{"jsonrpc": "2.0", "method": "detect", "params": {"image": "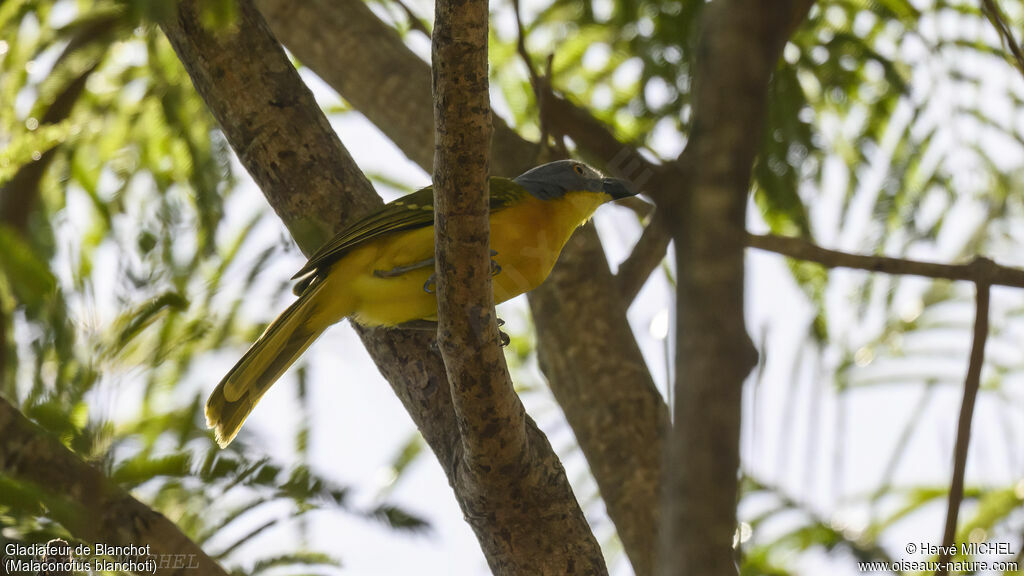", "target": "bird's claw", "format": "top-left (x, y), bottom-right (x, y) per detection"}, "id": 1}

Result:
top-left (423, 273), bottom-right (436, 294)
top-left (497, 317), bottom-right (509, 347)
top-left (490, 250), bottom-right (501, 276)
